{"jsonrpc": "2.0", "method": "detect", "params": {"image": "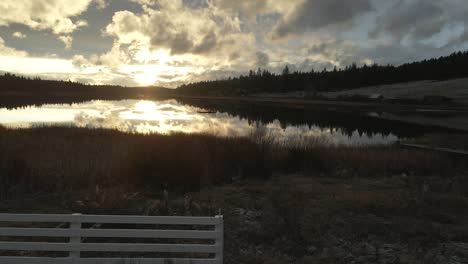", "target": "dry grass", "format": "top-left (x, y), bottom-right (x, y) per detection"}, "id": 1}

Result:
top-left (193, 175), bottom-right (468, 263)
top-left (409, 133), bottom-right (468, 151)
top-left (323, 78), bottom-right (468, 103)
top-left (0, 138), bottom-right (467, 264)
top-left (0, 126), bottom-right (460, 200)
